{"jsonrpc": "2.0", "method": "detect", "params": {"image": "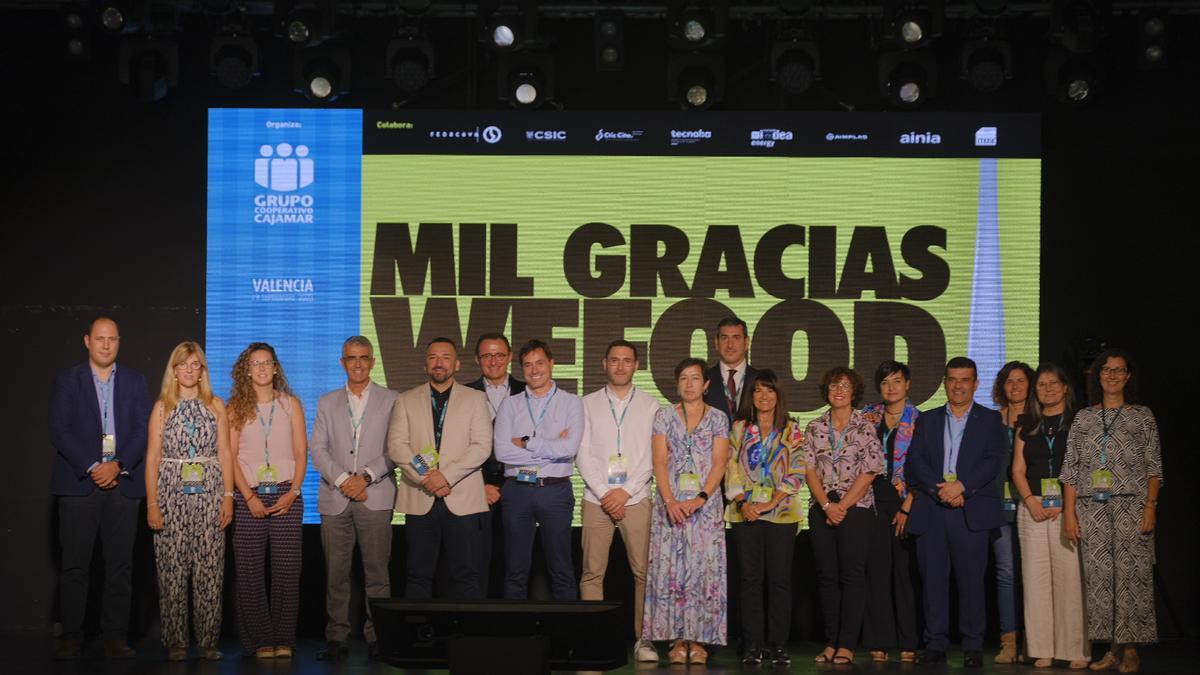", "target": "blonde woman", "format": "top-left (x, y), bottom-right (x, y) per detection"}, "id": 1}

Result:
top-left (145, 342), bottom-right (234, 661)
